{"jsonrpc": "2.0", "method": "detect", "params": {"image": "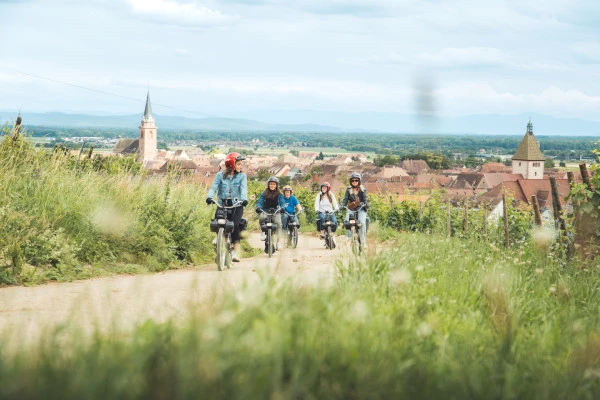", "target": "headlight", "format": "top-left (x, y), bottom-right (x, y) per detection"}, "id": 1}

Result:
top-left (217, 219), bottom-right (227, 224)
